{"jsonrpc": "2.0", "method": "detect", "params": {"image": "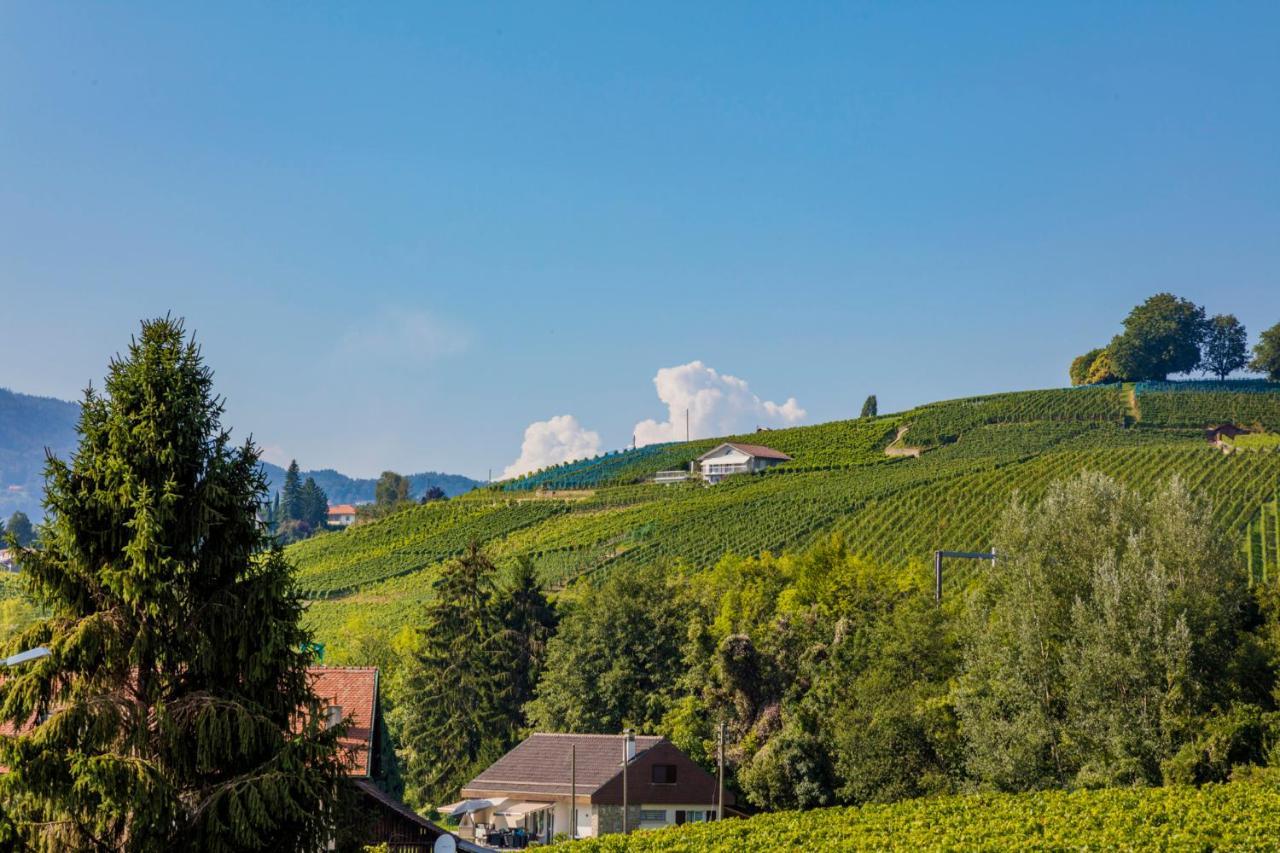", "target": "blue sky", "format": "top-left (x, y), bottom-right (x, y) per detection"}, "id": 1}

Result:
top-left (2, 3), bottom-right (1278, 480)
